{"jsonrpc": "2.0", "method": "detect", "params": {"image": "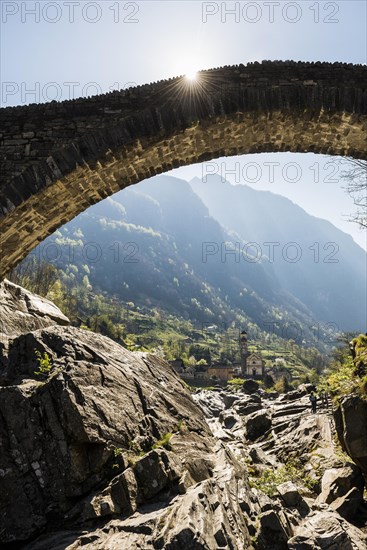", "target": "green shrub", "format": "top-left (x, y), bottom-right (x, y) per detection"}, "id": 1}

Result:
top-left (324, 357), bottom-right (355, 397)
top-left (353, 334), bottom-right (367, 354)
top-left (112, 446), bottom-right (124, 469)
top-left (274, 376), bottom-right (291, 394)
top-left (249, 459), bottom-right (317, 496)
top-left (113, 446), bottom-right (123, 458)
top-left (228, 377), bottom-right (245, 386)
top-left (173, 420), bottom-right (186, 433)
top-left (34, 350), bottom-right (52, 376)
top-left (128, 440), bottom-right (142, 454)
top-left (152, 432), bottom-right (173, 450)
